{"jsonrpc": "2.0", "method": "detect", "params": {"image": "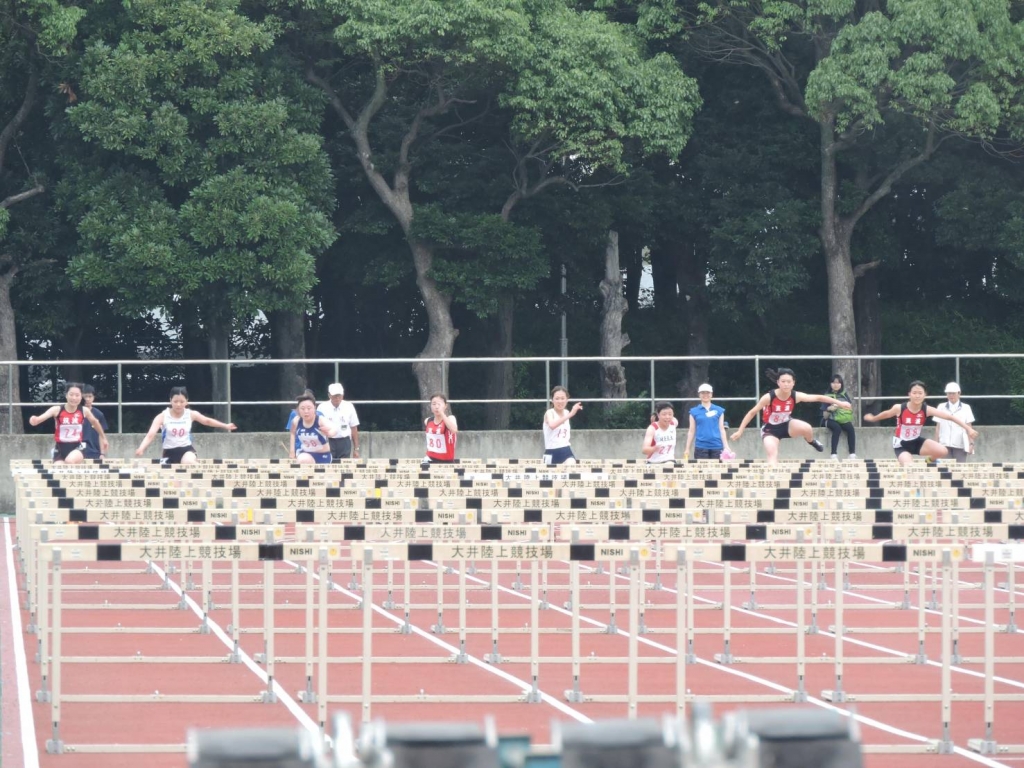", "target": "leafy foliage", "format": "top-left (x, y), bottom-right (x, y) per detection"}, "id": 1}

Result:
top-left (2, 0), bottom-right (1024, 428)
top-left (413, 206), bottom-right (547, 317)
top-left (66, 0), bottom-right (336, 320)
